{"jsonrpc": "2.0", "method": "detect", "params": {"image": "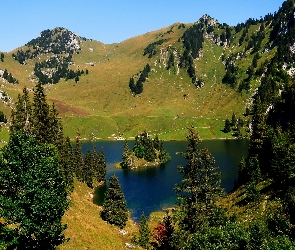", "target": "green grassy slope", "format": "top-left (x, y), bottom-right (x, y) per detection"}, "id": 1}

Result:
top-left (0, 20), bottom-right (271, 141)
